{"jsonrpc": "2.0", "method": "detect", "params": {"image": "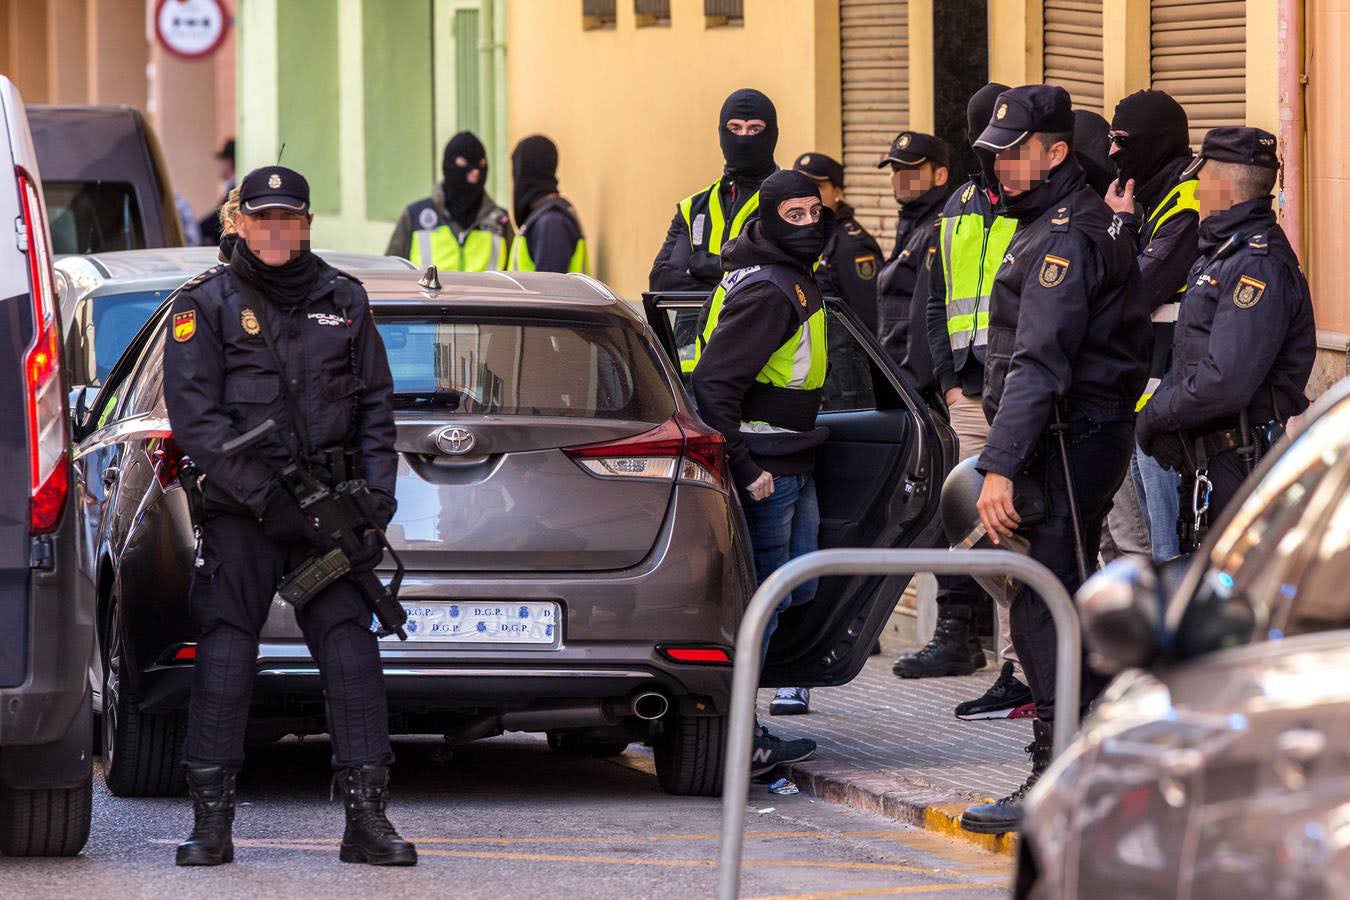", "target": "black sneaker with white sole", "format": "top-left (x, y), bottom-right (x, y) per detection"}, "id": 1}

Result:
top-left (751, 724), bottom-right (816, 776)
top-left (769, 687), bottom-right (810, 716)
top-left (954, 661), bottom-right (1033, 720)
